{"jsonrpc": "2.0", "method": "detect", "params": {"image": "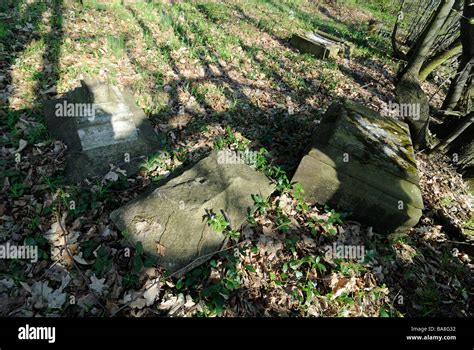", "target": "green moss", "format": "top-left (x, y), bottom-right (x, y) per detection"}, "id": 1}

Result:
top-left (338, 102), bottom-right (418, 178)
